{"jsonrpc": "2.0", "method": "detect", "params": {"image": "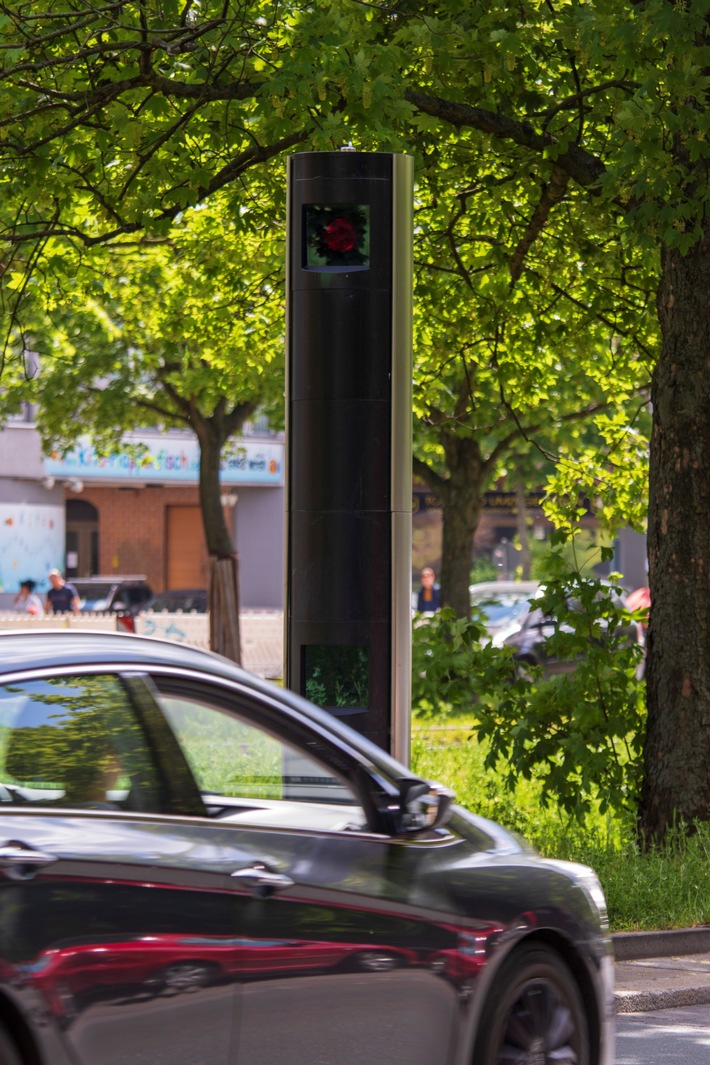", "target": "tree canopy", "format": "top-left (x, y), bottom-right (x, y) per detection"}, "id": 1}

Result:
top-left (3, 0), bottom-right (710, 839)
top-left (1, 194), bottom-right (285, 659)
